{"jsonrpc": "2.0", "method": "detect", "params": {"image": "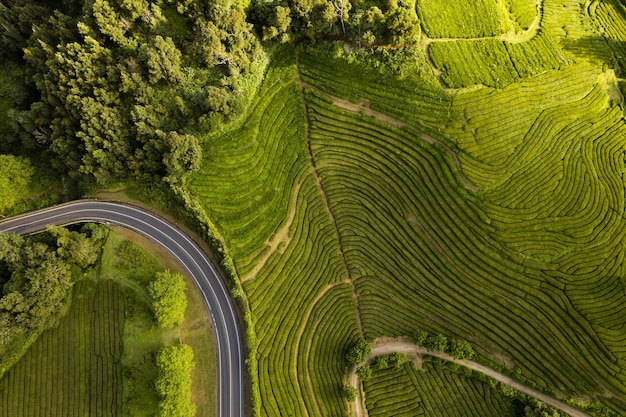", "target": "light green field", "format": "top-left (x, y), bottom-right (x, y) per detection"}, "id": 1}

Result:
top-left (418, 0), bottom-right (513, 38)
top-left (0, 275), bottom-right (124, 416)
